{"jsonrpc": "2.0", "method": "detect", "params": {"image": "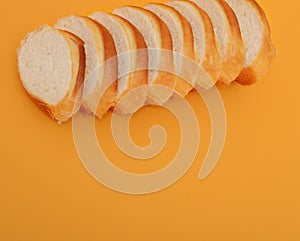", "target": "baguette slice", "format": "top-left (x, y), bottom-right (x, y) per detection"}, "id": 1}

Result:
top-left (145, 3), bottom-right (196, 97)
top-left (189, 0), bottom-right (246, 84)
top-left (55, 15), bottom-right (117, 118)
top-left (224, 0), bottom-right (276, 84)
top-left (17, 25), bottom-right (85, 123)
top-left (167, 0), bottom-right (222, 87)
top-left (113, 6), bottom-right (176, 105)
top-left (90, 12), bottom-right (148, 113)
